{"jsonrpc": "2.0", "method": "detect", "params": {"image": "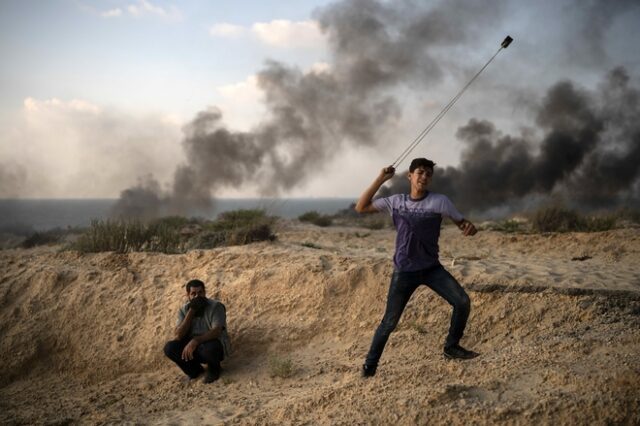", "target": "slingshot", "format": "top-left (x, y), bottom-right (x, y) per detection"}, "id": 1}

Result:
top-left (391, 36), bottom-right (514, 169)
